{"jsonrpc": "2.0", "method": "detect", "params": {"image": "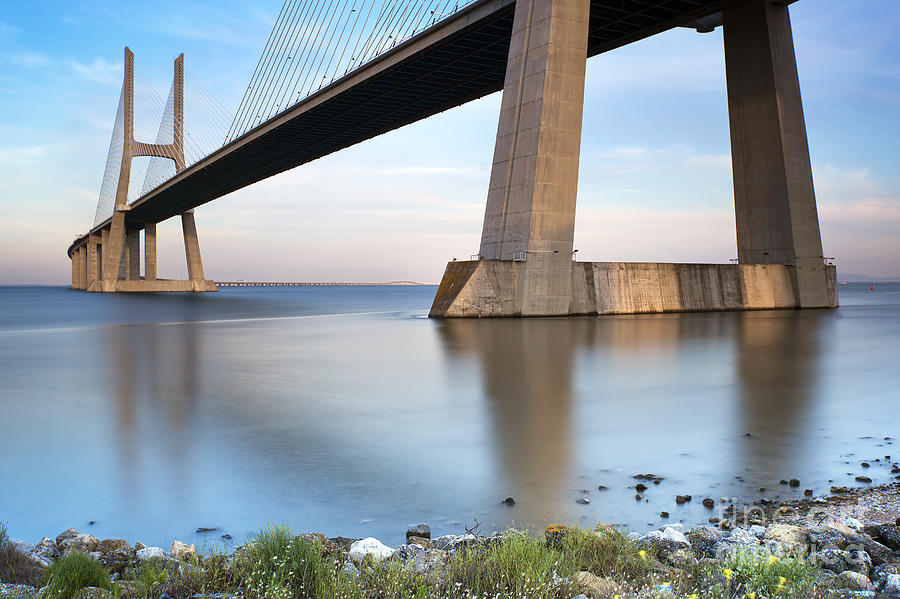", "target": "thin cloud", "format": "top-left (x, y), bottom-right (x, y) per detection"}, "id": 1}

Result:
top-left (69, 57), bottom-right (122, 86)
